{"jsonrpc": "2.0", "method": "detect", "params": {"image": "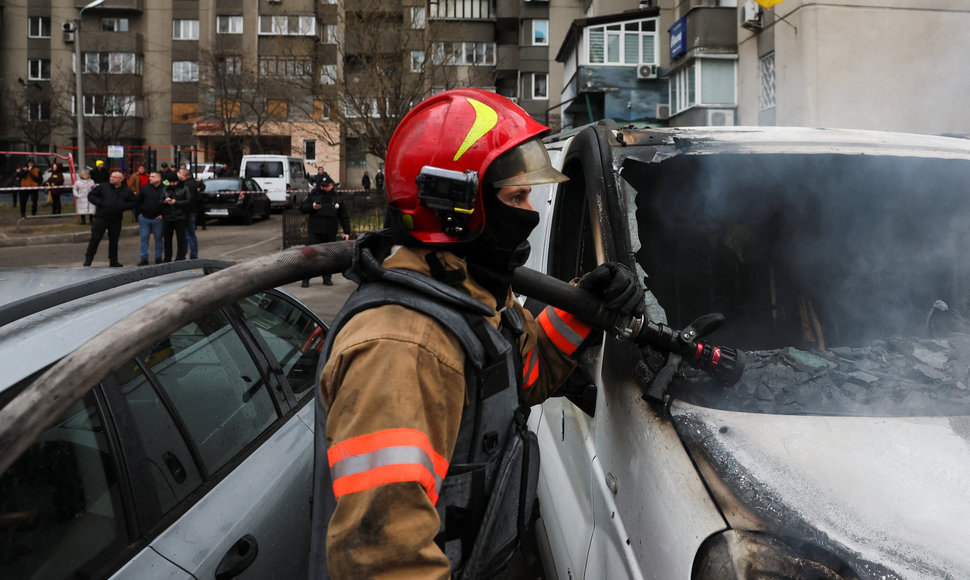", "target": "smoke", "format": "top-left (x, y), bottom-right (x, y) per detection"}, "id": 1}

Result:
top-left (622, 147), bottom-right (970, 416)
